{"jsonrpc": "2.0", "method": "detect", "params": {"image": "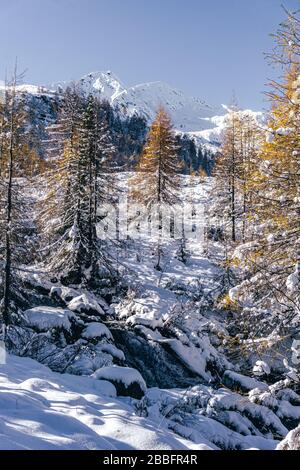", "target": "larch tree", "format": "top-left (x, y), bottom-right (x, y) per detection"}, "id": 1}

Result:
top-left (0, 68), bottom-right (32, 331)
top-left (211, 107), bottom-right (241, 246)
top-left (228, 10), bottom-right (300, 333)
top-left (130, 107), bottom-right (182, 270)
top-left (210, 109), bottom-right (261, 246)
